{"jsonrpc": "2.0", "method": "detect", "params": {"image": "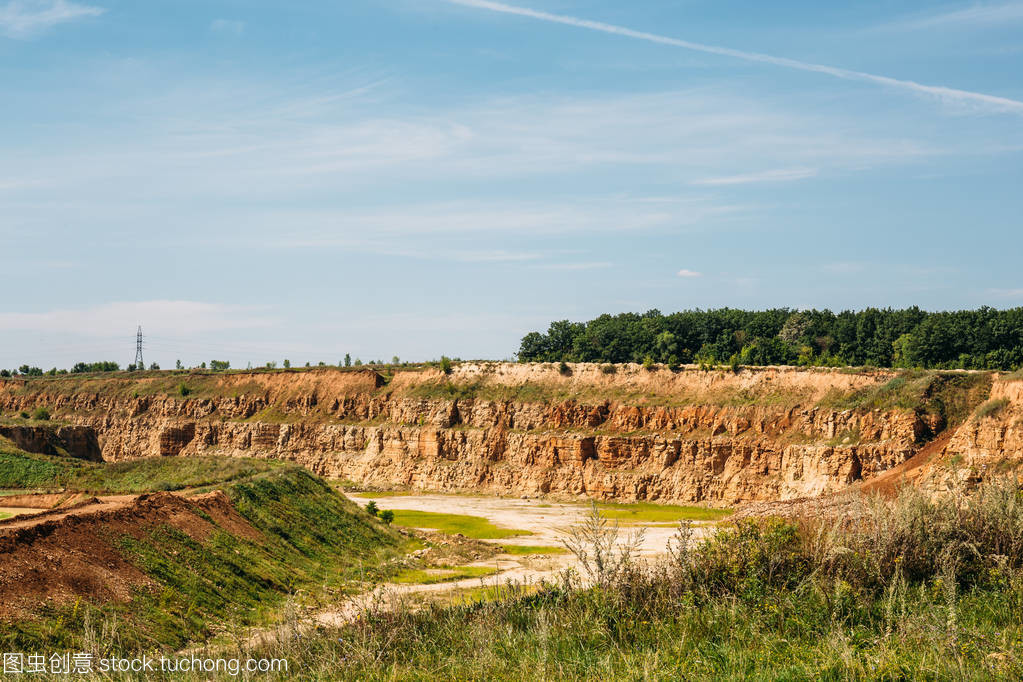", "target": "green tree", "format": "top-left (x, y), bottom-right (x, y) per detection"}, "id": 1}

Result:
top-left (283, 359), bottom-right (291, 369)
top-left (344, 353), bottom-right (352, 367)
top-left (654, 330), bottom-right (678, 363)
